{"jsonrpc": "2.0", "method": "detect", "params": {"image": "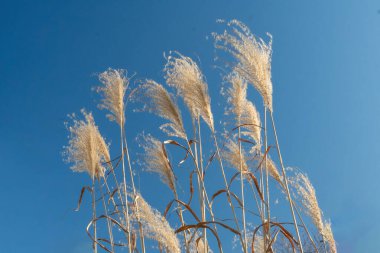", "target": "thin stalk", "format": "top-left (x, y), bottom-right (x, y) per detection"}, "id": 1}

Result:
top-left (98, 178), bottom-right (115, 252)
top-left (174, 189), bottom-right (190, 253)
top-left (212, 133), bottom-right (245, 253)
top-left (197, 118), bottom-right (207, 253)
top-left (119, 125), bottom-right (133, 253)
top-left (122, 129), bottom-right (146, 253)
top-left (185, 137), bottom-right (220, 244)
top-left (238, 126), bottom-right (248, 252)
top-left (264, 108), bottom-right (272, 247)
top-left (269, 111), bottom-right (304, 253)
top-left (248, 181), bottom-right (264, 223)
top-left (92, 178), bottom-right (98, 253)
top-left (293, 203), bottom-right (319, 253)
